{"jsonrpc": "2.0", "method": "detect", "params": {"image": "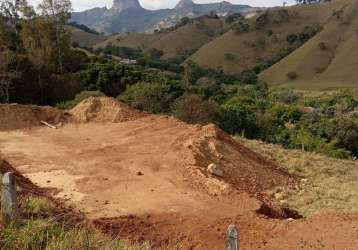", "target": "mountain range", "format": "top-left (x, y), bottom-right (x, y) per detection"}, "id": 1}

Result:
top-left (71, 0), bottom-right (257, 34)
